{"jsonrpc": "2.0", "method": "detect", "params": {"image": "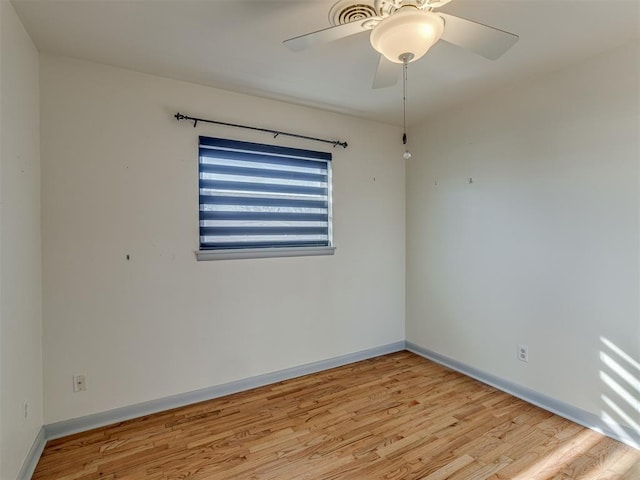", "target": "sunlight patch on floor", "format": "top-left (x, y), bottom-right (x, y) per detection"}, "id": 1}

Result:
top-left (510, 430), bottom-right (601, 480)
